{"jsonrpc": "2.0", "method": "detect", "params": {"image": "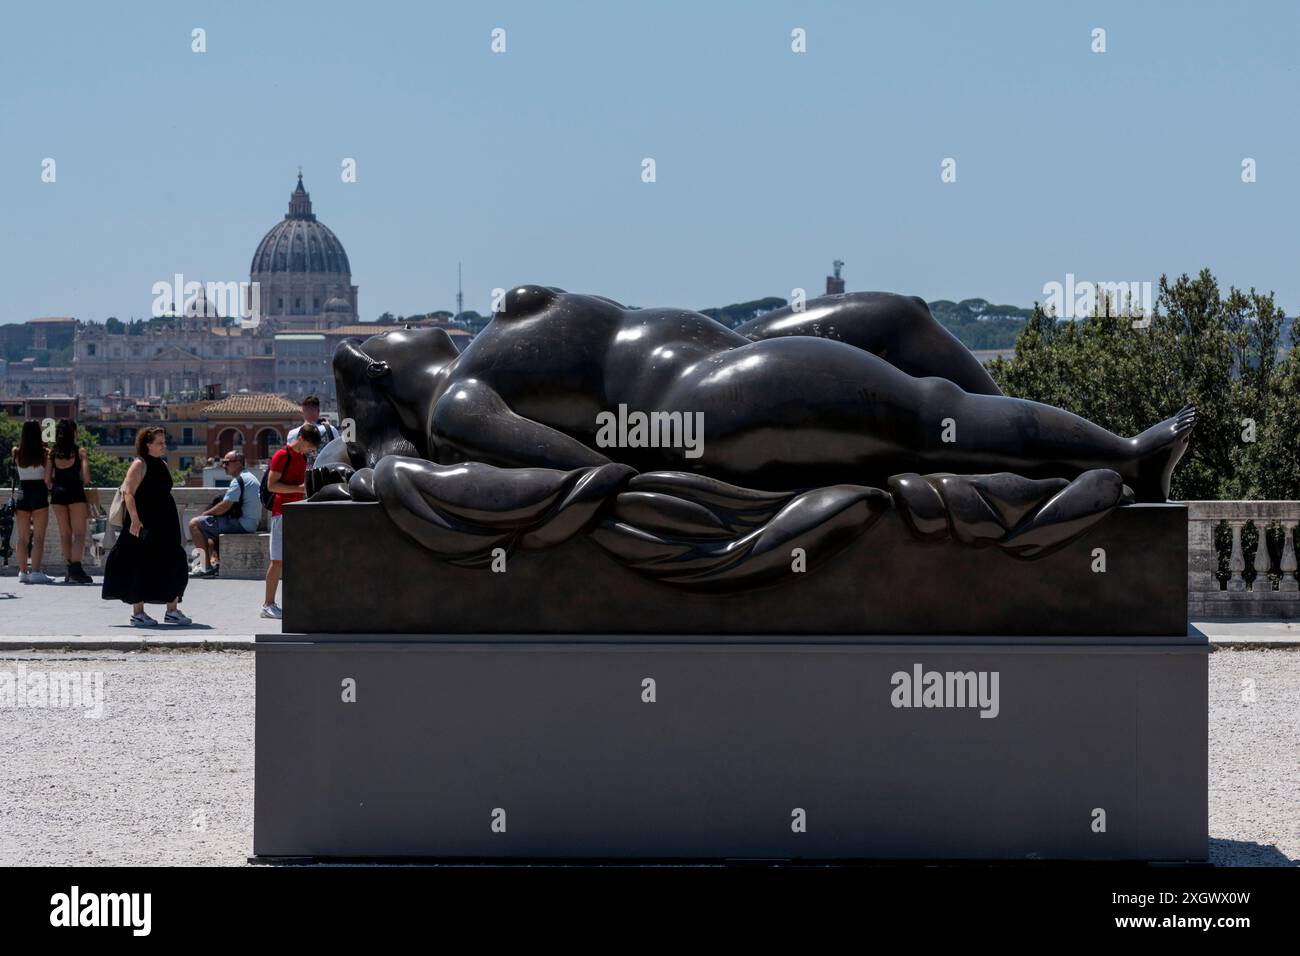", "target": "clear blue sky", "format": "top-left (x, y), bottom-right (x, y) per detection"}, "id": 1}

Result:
top-left (2, 0), bottom-right (1298, 323)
